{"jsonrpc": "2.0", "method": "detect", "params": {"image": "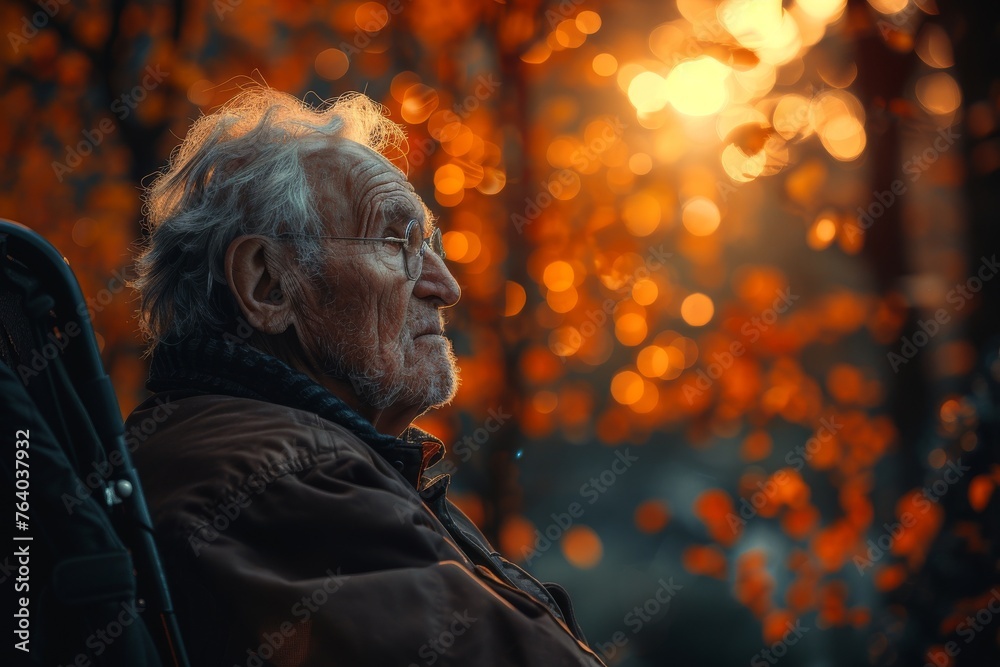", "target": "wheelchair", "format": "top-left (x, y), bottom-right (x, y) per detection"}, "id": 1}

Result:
top-left (0, 219), bottom-right (189, 667)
